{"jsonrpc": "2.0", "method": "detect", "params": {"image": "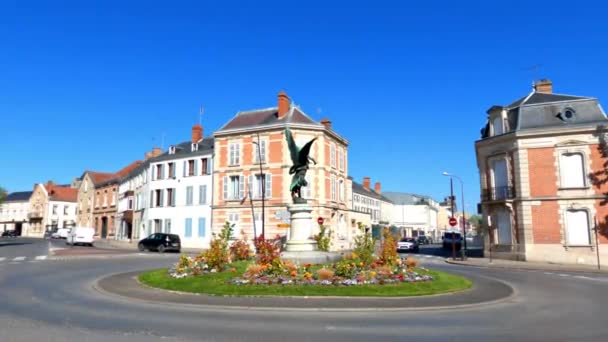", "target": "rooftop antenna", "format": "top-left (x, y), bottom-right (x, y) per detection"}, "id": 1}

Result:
top-left (161, 132), bottom-right (166, 150)
top-left (524, 64), bottom-right (543, 84)
top-left (199, 105), bottom-right (204, 125)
